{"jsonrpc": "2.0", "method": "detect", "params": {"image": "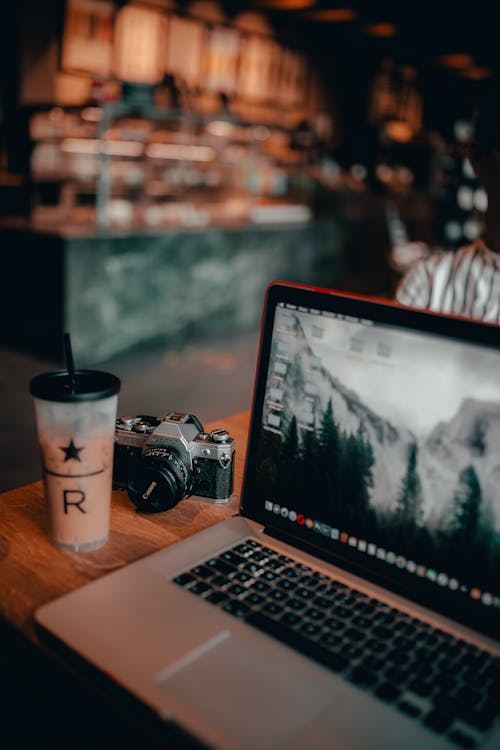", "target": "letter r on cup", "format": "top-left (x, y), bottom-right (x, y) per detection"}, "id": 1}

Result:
top-left (63, 489), bottom-right (86, 514)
